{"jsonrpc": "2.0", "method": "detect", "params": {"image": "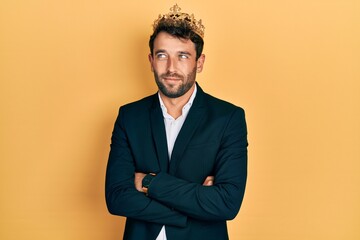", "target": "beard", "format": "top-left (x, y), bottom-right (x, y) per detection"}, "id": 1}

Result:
top-left (154, 67), bottom-right (197, 98)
